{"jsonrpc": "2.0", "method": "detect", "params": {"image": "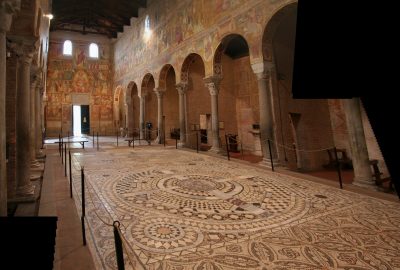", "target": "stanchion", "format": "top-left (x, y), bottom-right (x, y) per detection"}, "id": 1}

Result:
top-left (97, 132), bottom-right (99, 150)
top-left (67, 131), bottom-right (70, 151)
top-left (113, 221), bottom-right (125, 270)
top-left (116, 131), bottom-right (119, 147)
top-left (333, 147), bottom-right (343, 189)
top-left (196, 131), bottom-right (199, 153)
top-left (69, 150), bottom-right (72, 198)
top-left (61, 138), bottom-right (64, 164)
top-left (64, 143), bottom-right (67, 177)
top-left (293, 143), bottom-right (297, 164)
top-left (175, 136), bottom-right (178, 149)
top-left (58, 133), bottom-right (61, 156)
top-left (92, 132), bottom-right (95, 148)
top-left (81, 166), bottom-right (86, 245)
top-left (267, 139), bottom-right (274, 172)
top-left (225, 135), bottom-right (230, 161)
